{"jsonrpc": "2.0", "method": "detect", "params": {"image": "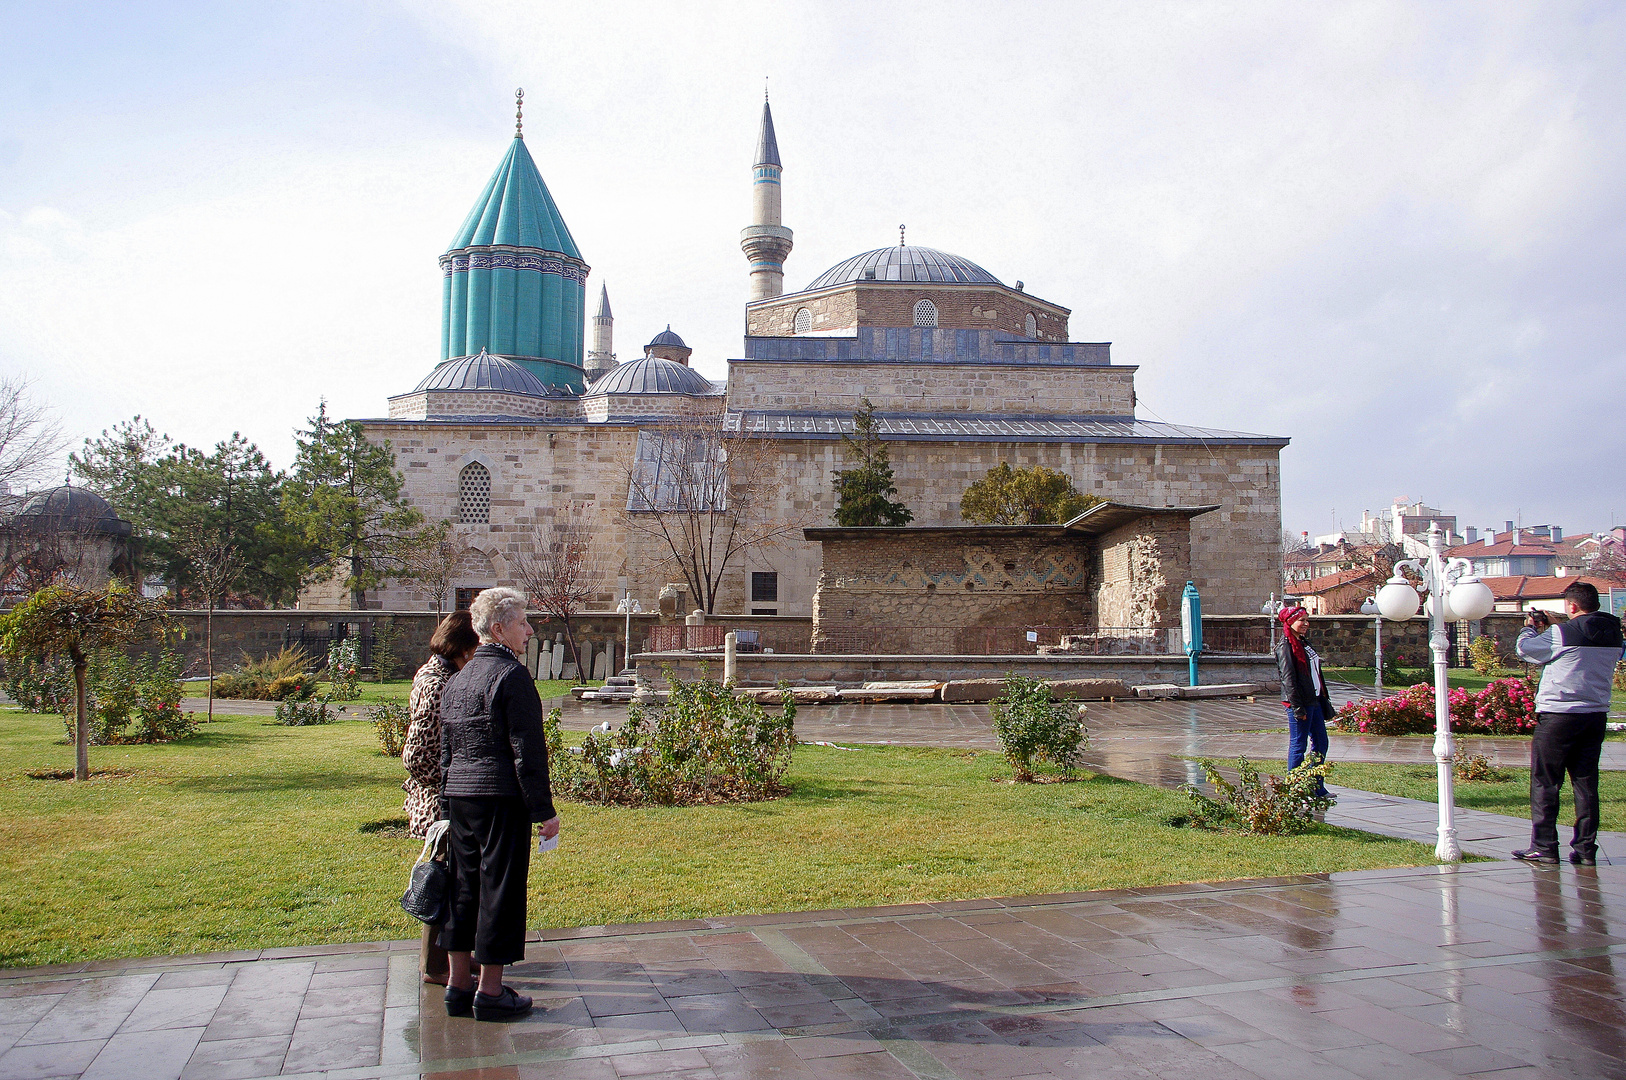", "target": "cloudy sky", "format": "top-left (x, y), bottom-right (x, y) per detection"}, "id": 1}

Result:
top-left (2, 1), bottom-right (1621, 539)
